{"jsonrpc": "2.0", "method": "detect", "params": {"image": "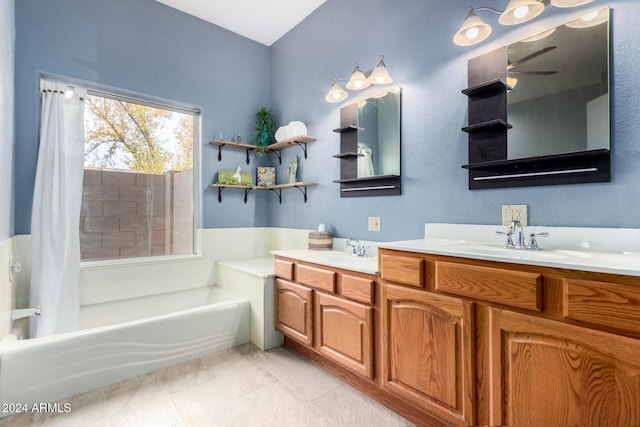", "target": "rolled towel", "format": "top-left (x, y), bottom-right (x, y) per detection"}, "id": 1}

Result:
top-left (275, 121), bottom-right (308, 142)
